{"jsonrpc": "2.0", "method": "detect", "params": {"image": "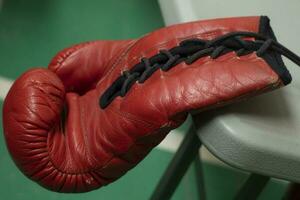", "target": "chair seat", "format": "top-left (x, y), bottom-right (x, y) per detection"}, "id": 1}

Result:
top-left (194, 85), bottom-right (300, 182)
